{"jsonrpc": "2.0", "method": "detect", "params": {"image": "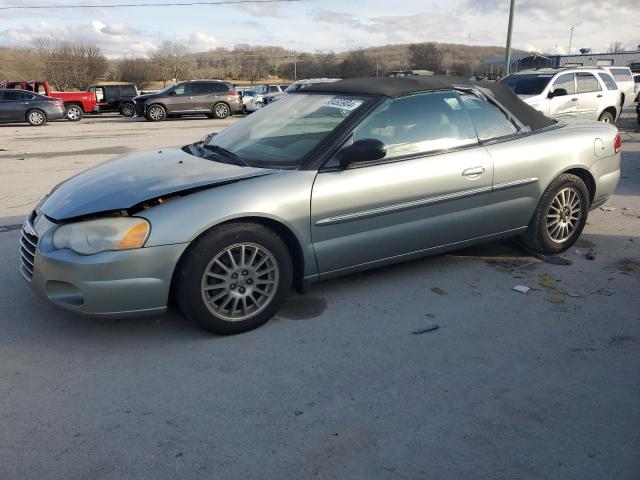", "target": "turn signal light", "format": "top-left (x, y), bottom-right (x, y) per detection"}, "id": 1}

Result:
top-left (117, 222), bottom-right (150, 250)
top-left (614, 133), bottom-right (621, 153)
